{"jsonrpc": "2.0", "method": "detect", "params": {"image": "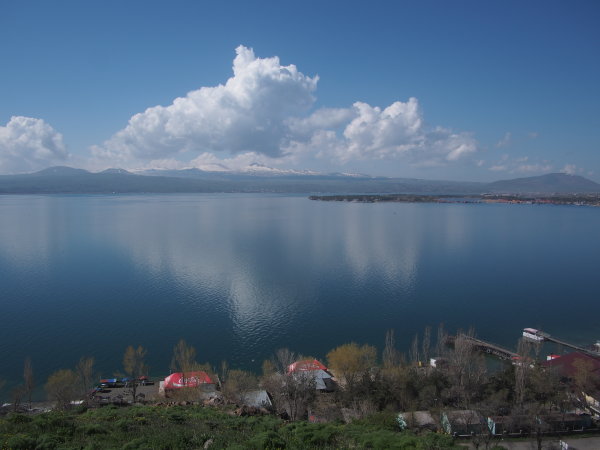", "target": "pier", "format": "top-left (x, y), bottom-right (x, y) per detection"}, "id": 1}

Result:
top-left (446, 334), bottom-right (519, 360)
top-left (523, 328), bottom-right (600, 357)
